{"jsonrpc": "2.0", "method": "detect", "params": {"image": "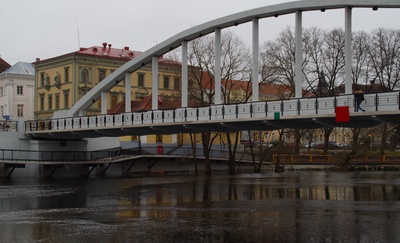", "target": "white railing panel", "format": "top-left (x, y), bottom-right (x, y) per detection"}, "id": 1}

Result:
top-left (88, 116), bottom-right (97, 128)
top-left (252, 102), bottom-right (266, 118)
top-left (123, 113), bottom-right (133, 125)
top-left (105, 115), bottom-right (114, 126)
top-left (186, 108), bottom-right (197, 121)
top-left (299, 99), bottom-right (316, 116)
top-left (175, 108), bottom-right (185, 122)
top-left (133, 113), bottom-right (143, 125)
top-left (97, 115), bottom-right (105, 127)
top-left (336, 95), bottom-right (352, 108)
top-left (237, 103), bottom-right (251, 119)
top-left (267, 101), bottom-right (282, 117)
top-left (317, 97), bottom-right (335, 115)
top-left (143, 111), bottom-right (153, 124)
top-left (66, 118), bottom-right (73, 129)
top-left (211, 105), bottom-right (223, 120)
top-left (51, 119), bottom-right (59, 130)
top-left (224, 104), bottom-right (237, 119)
top-left (114, 114), bottom-right (123, 126)
top-left (282, 99), bottom-right (298, 116)
top-left (153, 111), bottom-right (163, 123)
top-left (80, 117), bottom-right (89, 128)
top-left (198, 107), bottom-right (210, 121)
top-left (377, 92), bottom-right (399, 111)
top-left (164, 110), bottom-right (174, 123)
